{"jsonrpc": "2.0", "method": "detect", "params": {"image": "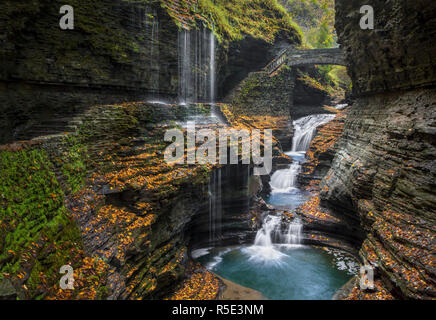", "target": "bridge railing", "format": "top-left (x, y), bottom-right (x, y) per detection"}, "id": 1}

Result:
top-left (264, 48), bottom-right (291, 75)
